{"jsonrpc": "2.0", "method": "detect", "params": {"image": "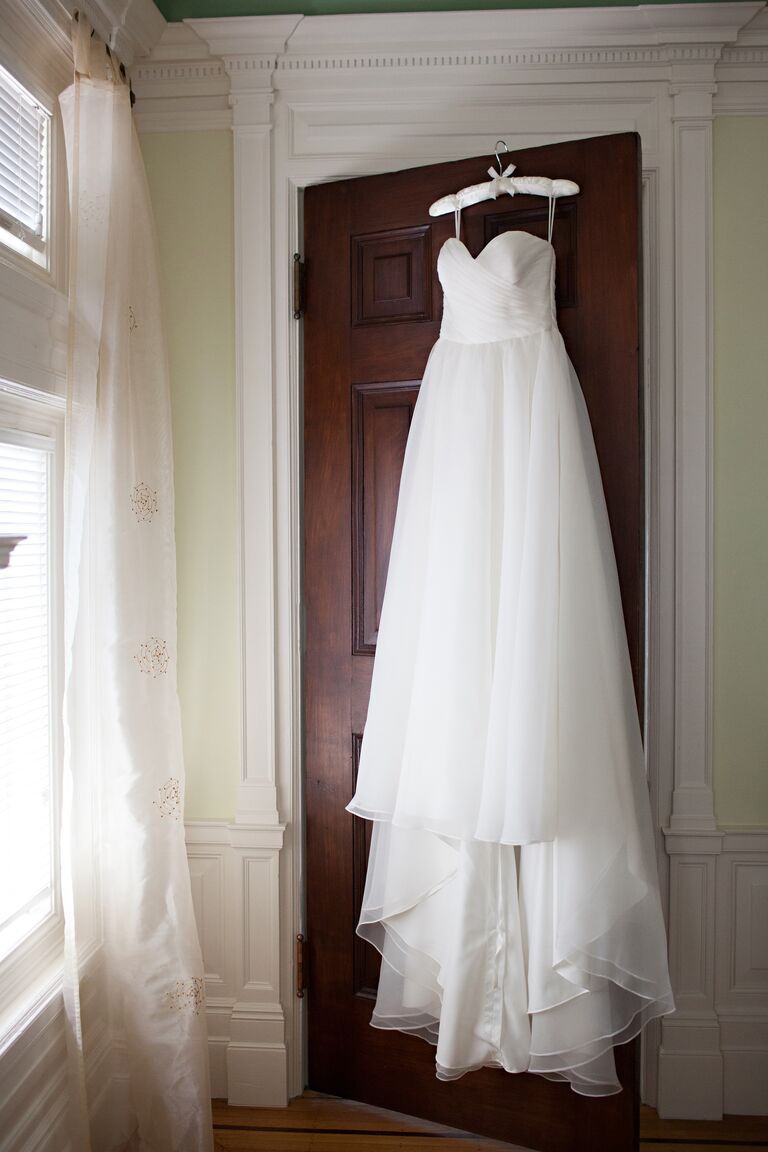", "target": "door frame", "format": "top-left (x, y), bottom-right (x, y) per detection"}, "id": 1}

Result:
top-left (245, 16), bottom-right (699, 1110)
top-left (130, 2), bottom-right (764, 1118)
